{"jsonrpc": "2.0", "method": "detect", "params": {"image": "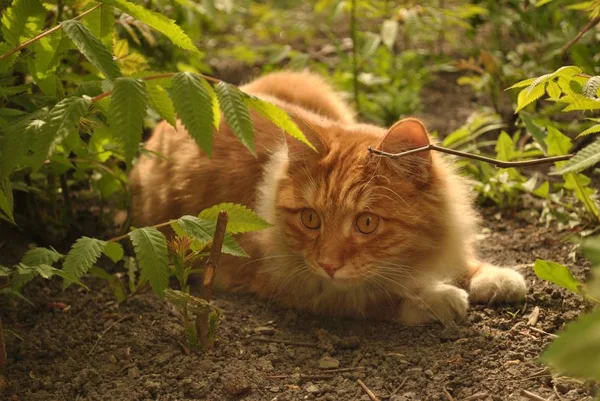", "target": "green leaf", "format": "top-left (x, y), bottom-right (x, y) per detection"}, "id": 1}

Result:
top-left (109, 77), bottom-right (148, 166)
top-left (61, 20), bottom-right (122, 82)
top-left (0, 178), bottom-right (15, 224)
top-left (146, 81), bottom-right (177, 128)
top-left (29, 32), bottom-right (71, 96)
top-left (174, 215), bottom-right (249, 257)
top-left (84, 4), bottom-right (114, 51)
top-left (534, 259), bottom-right (583, 295)
top-left (1, 0), bottom-right (45, 47)
top-left (169, 72), bottom-right (214, 155)
top-left (553, 138), bottom-right (600, 175)
top-left (164, 288), bottom-right (212, 316)
top-left (582, 236), bottom-right (600, 267)
top-left (361, 32), bottom-right (381, 59)
top-left (215, 82), bottom-right (255, 155)
top-left (507, 77), bottom-right (537, 90)
top-left (129, 227), bottom-right (169, 298)
top-left (495, 131), bottom-right (517, 161)
top-left (12, 263), bottom-right (39, 291)
top-left (99, 0), bottom-right (199, 52)
top-left (545, 126), bottom-right (572, 156)
top-left (520, 112), bottom-right (547, 152)
top-left (62, 237), bottom-right (107, 287)
top-left (0, 287), bottom-right (34, 306)
top-left (89, 267), bottom-right (126, 303)
top-left (202, 78), bottom-right (221, 130)
top-left (532, 181), bottom-right (550, 199)
top-left (0, 42), bottom-right (19, 73)
top-left (563, 172), bottom-right (600, 220)
top-left (542, 308), bottom-right (600, 381)
top-left (245, 95), bottom-right (315, 150)
top-left (515, 82), bottom-right (547, 113)
top-left (559, 94), bottom-right (600, 111)
top-left (31, 96), bottom-right (91, 169)
top-left (198, 203), bottom-right (271, 234)
top-left (380, 19), bottom-right (398, 50)
top-left (103, 242), bottom-right (124, 263)
top-left (578, 124), bottom-right (600, 137)
top-left (21, 247), bottom-right (62, 266)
